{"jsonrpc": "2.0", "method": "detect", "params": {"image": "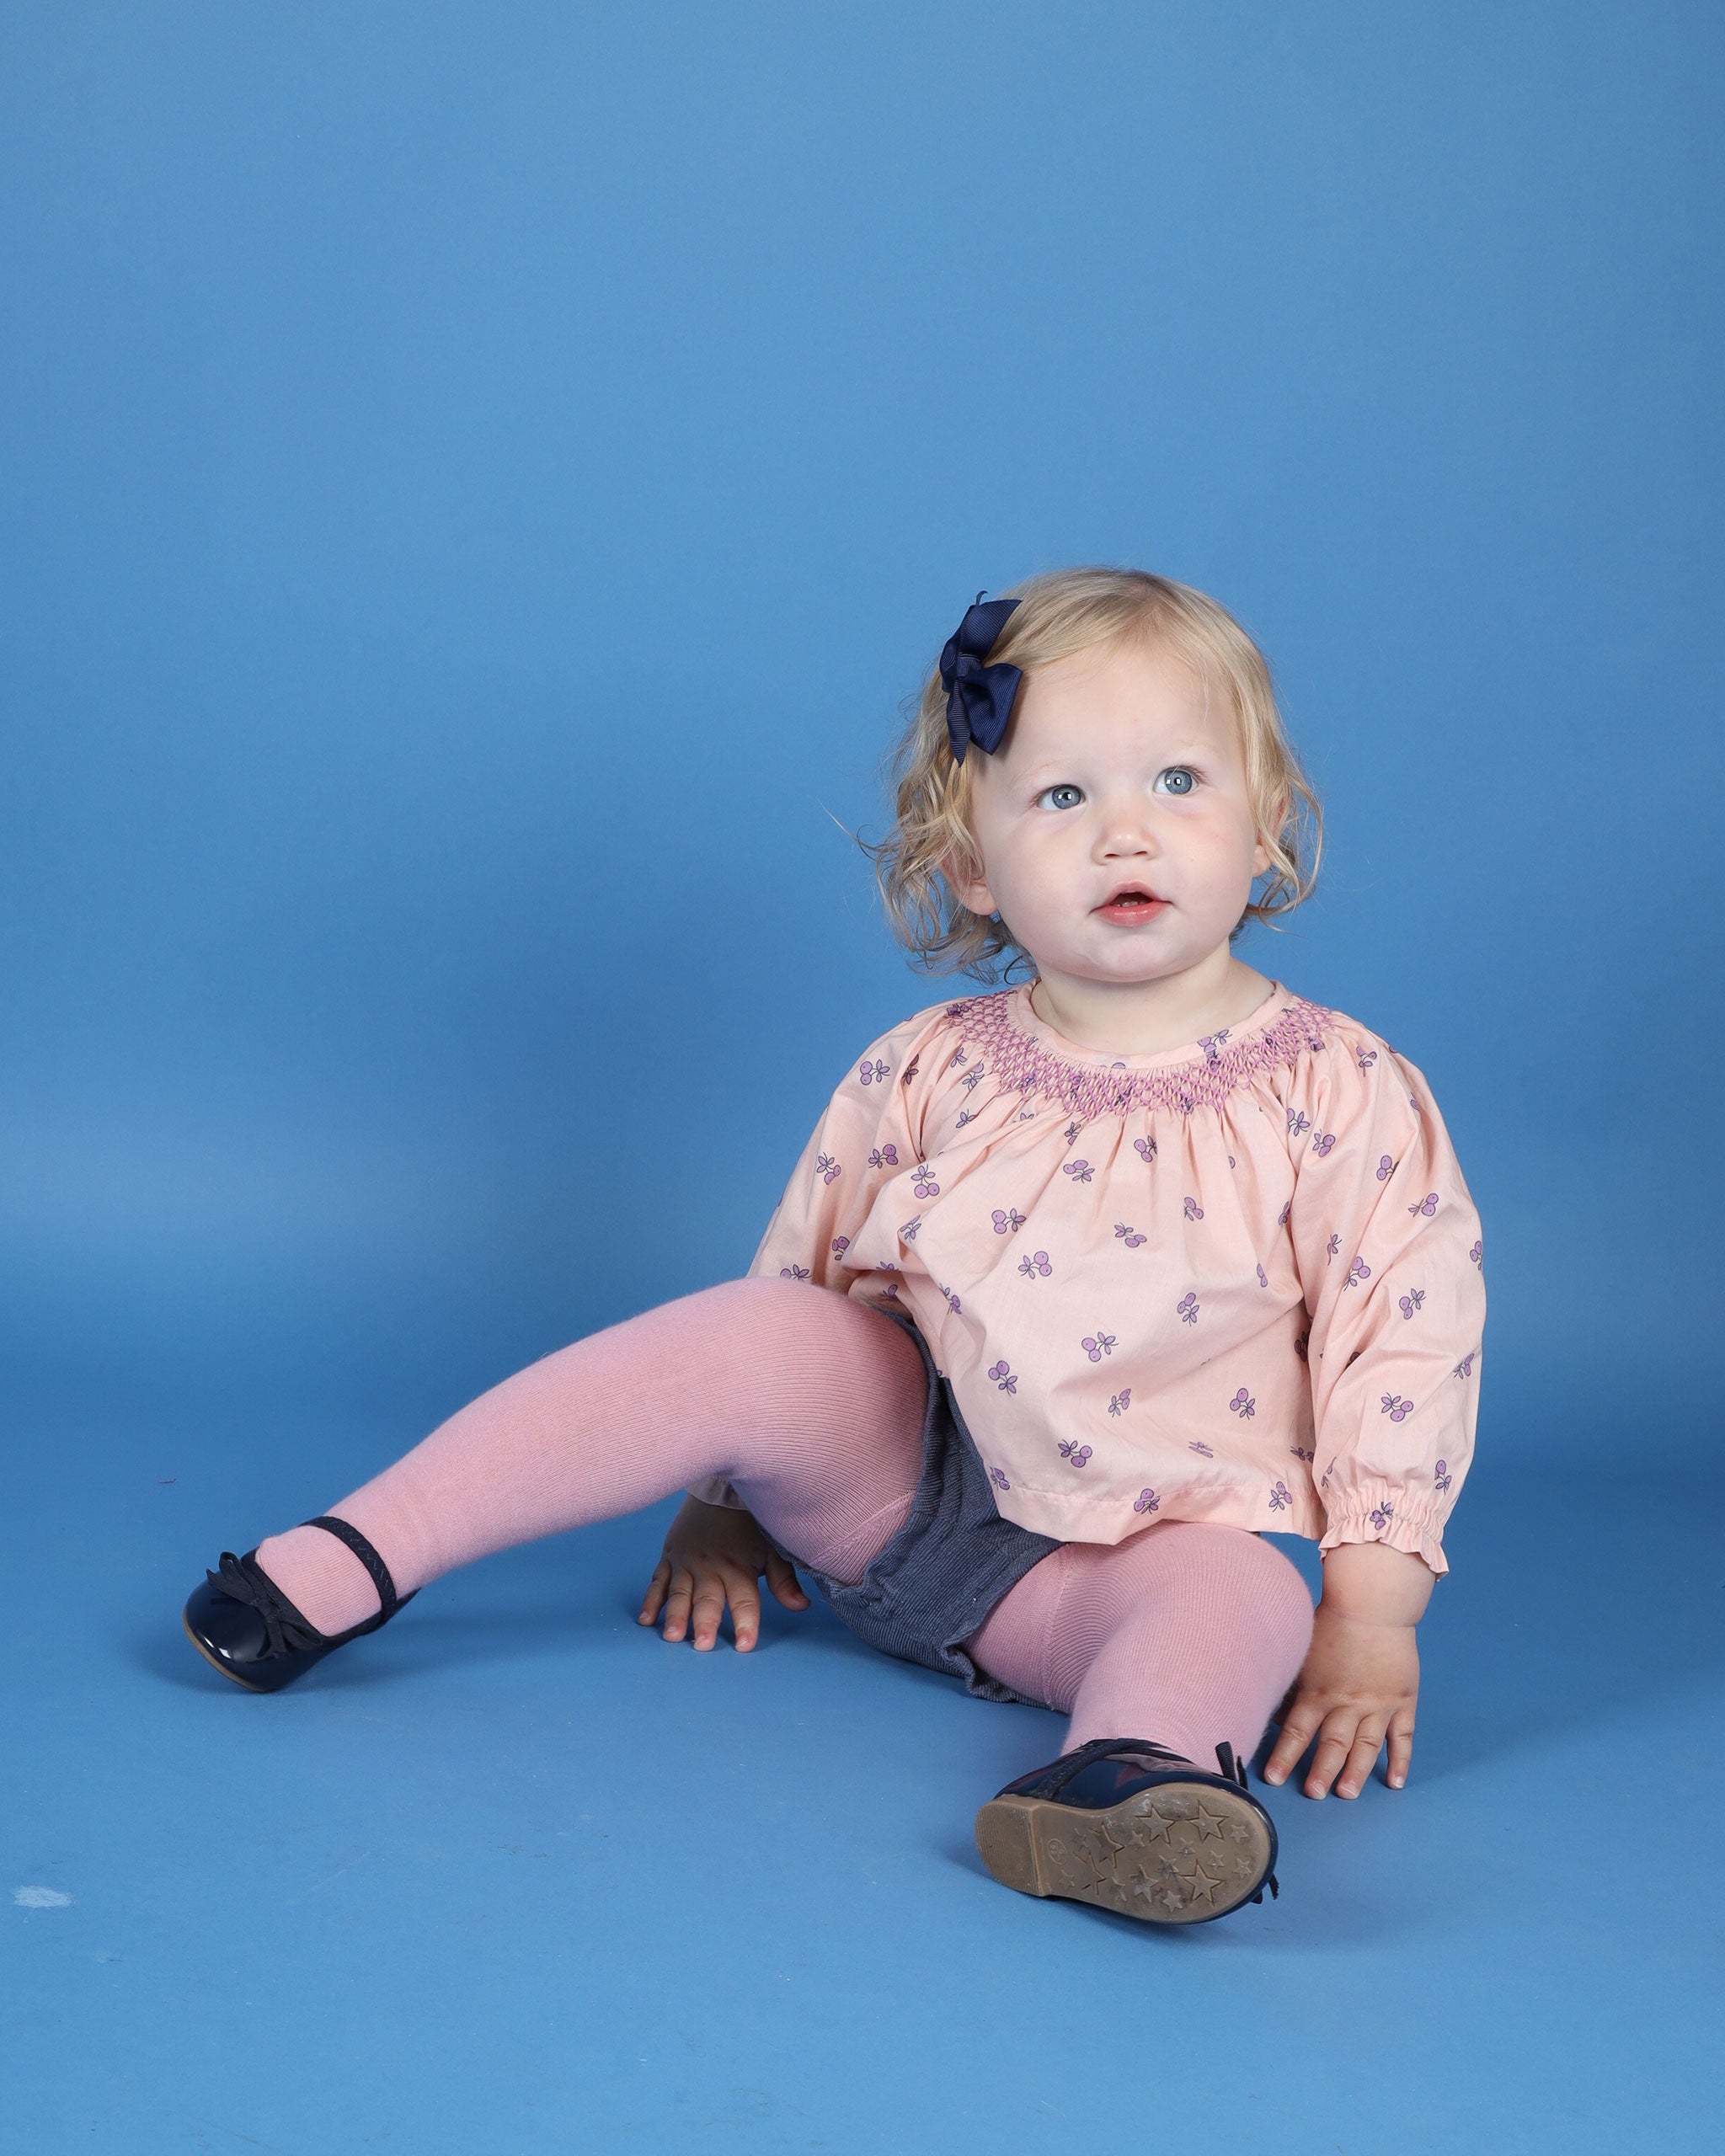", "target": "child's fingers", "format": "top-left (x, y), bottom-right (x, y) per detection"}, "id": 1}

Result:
top-left (725, 1567), bottom-right (764, 1651)
top-left (1262, 1700), bottom-right (1323, 1786)
top-left (660, 1565), bottom-right (696, 1642)
top-left (764, 1549), bottom-right (809, 1610)
top-left (1302, 1712), bottom-right (1362, 1799)
top-left (1334, 1719), bottom-right (1388, 1800)
top-left (688, 1572), bottom-right (731, 1651)
top-left (1386, 1712), bottom-right (1415, 1790)
top-left (638, 1556), bottom-right (672, 1625)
